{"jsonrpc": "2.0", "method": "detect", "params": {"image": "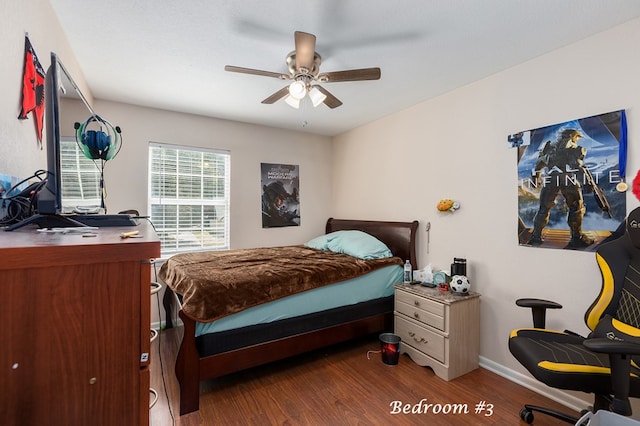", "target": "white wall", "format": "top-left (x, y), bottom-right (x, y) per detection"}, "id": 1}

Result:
top-left (0, 0), bottom-right (90, 179)
top-left (333, 18), bottom-right (640, 412)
